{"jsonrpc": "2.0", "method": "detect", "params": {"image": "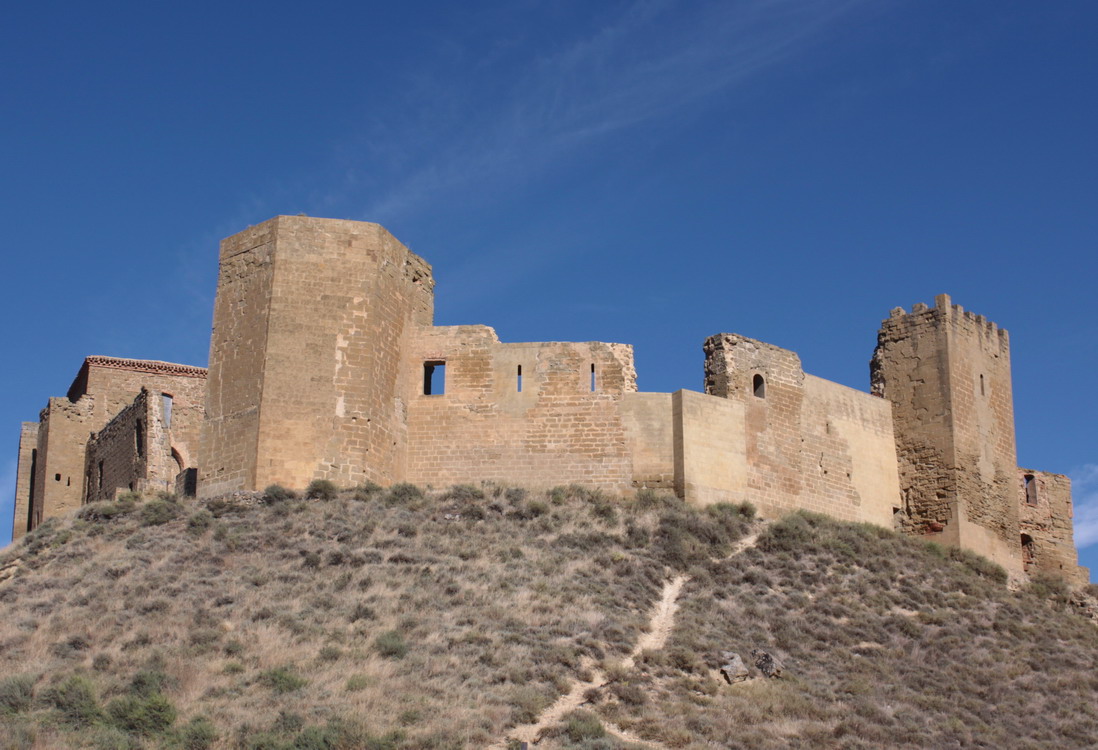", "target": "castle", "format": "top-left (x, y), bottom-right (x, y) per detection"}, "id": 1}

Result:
top-left (11, 216), bottom-right (1088, 585)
